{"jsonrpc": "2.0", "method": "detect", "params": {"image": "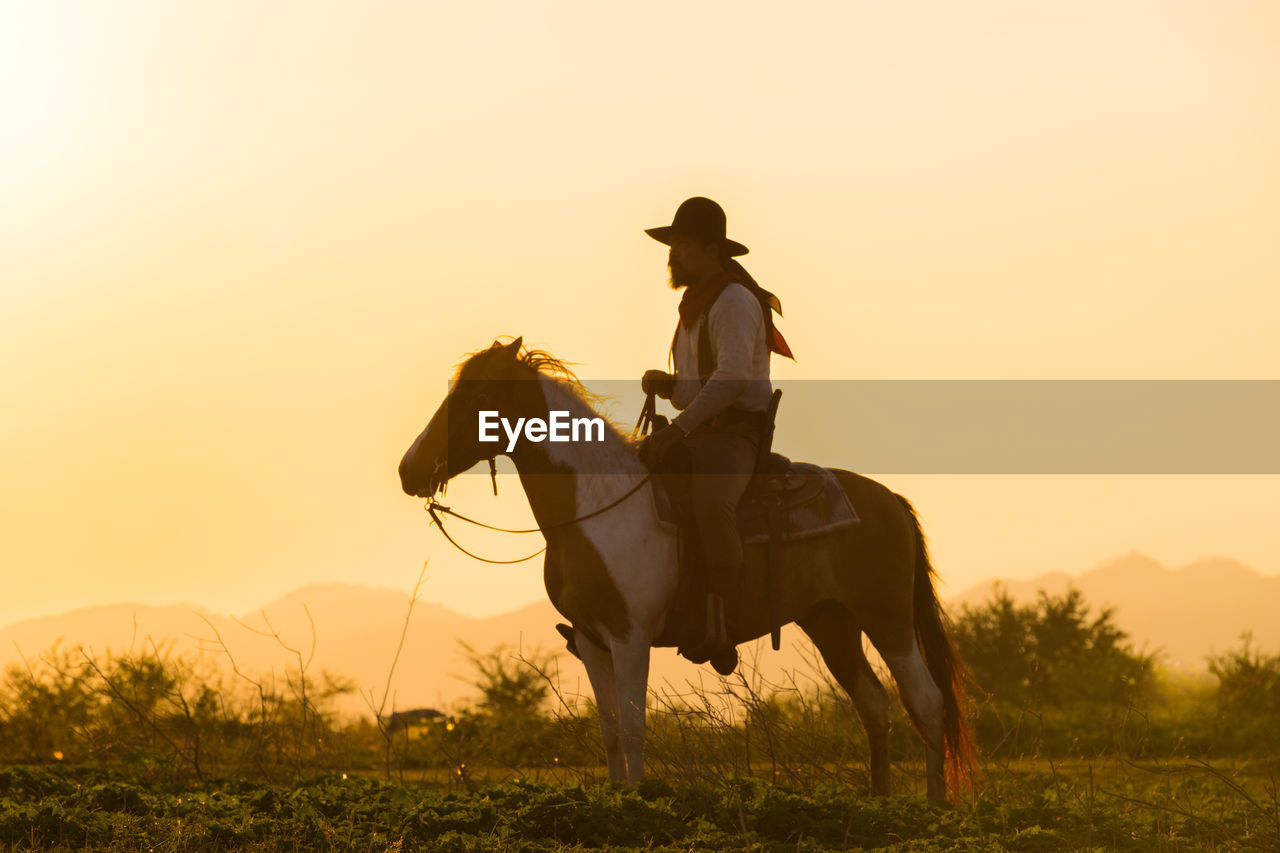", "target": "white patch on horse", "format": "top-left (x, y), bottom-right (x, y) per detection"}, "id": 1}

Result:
top-left (881, 636), bottom-right (946, 796)
top-left (537, 377), bottom-right (677, 641)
